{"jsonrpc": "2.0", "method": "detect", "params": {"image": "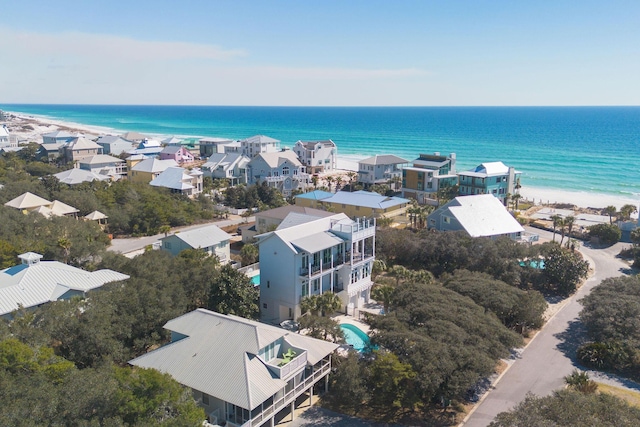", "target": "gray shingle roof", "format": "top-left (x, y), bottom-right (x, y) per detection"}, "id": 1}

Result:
top-left (130, 309), bottom-right (338, 410)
